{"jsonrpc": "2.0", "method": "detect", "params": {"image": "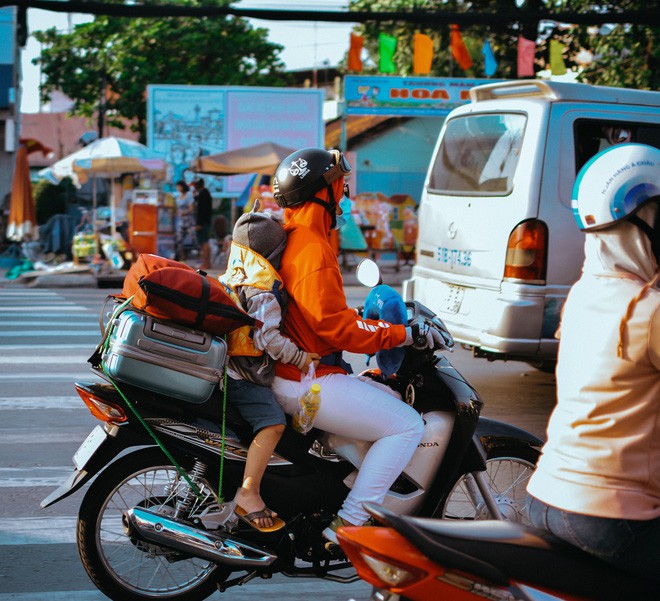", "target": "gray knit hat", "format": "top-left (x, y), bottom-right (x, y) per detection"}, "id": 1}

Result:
top-left (232, 205), bottom-right (287, 269)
